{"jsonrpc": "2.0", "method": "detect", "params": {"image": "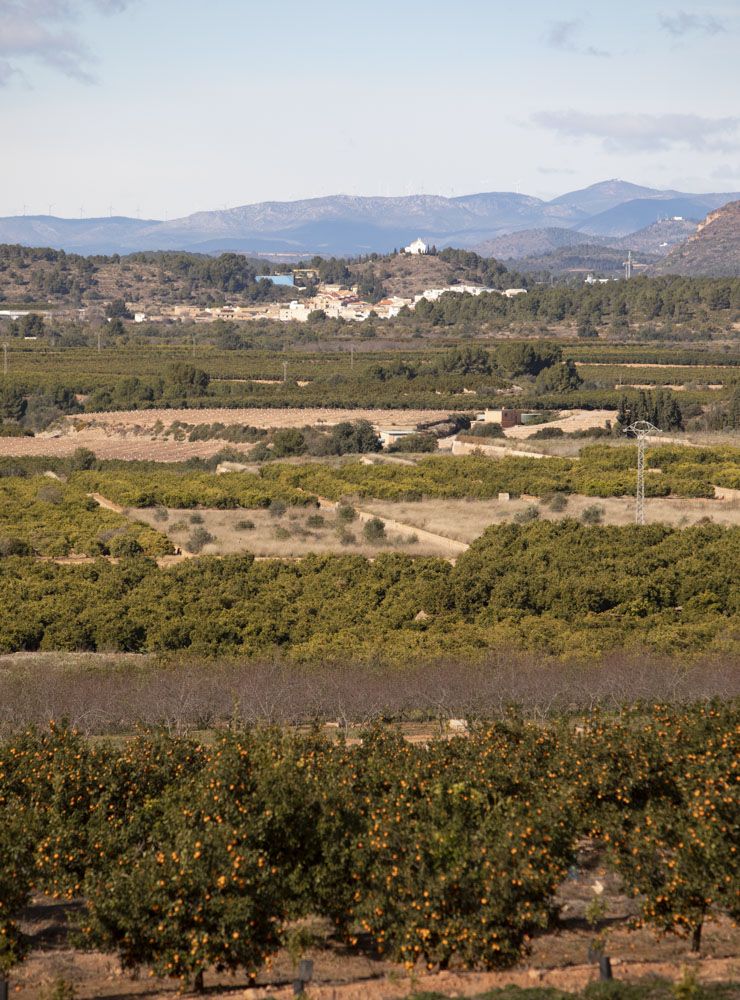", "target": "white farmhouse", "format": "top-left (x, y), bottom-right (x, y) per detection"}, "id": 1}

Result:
top-left (404, 237), bottom-right (428, 255)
